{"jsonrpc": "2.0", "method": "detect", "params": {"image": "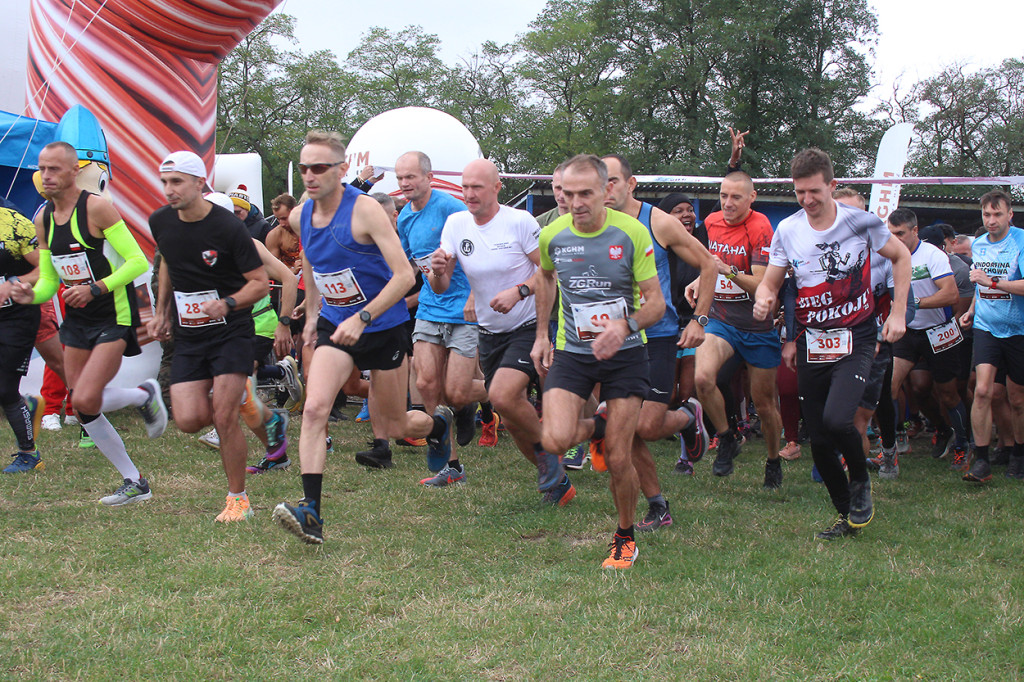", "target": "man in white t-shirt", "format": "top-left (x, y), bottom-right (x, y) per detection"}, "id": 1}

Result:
top-left (428, 159), bottom-right (574, 502)
top-left (754, 148), bottom-right (910, 540)
top-left (887, 208), bottom-right (968, 470)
